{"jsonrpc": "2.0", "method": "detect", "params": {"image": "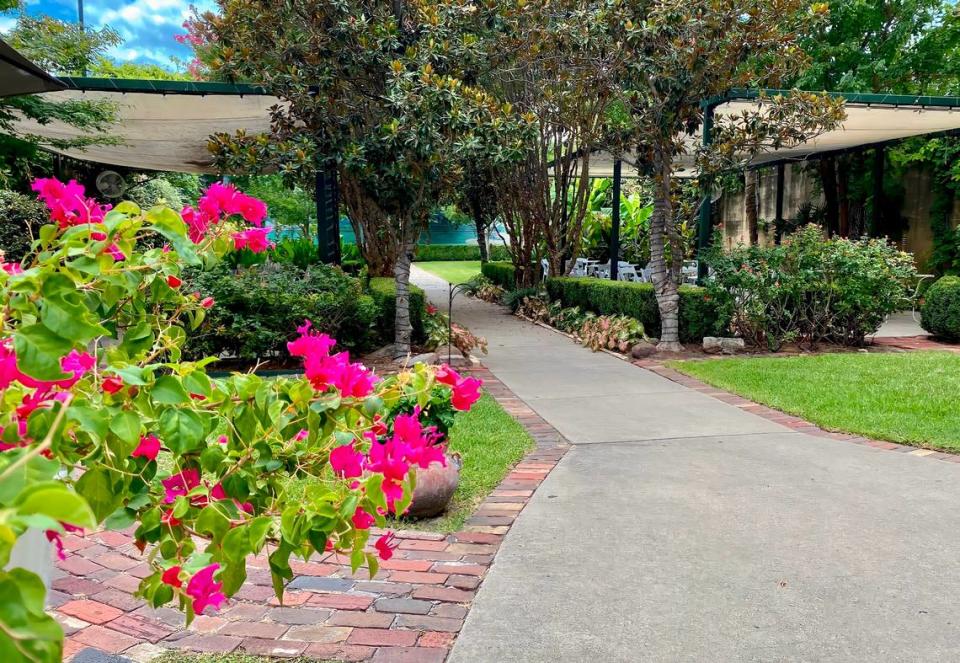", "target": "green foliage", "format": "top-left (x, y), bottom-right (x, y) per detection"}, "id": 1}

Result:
top-left (8, 14), bottom-right (121, 76)
top-left (184, 263), bottom-right (378, 360)
top-left (367, 278), bottom-right (426, 345)
top-left (544, 277), bottom-right (724, 343)
top-left (232, 175), bottom-right (315, 236)
top-left (480, 262), bottom-right (517, 290)
top-left (0, 190), bottom-right (46, 262)
top-left (921, 276), bottom-right (960, 341)
top-left (128, 178), bottom-right (187, 213)
top-left (706, 225), bottom-right (916, 350)
top-left (88, 59), bottom-right (191, 81)
top-left (580, 180), bottom-right (653, 265)
top-left (414, 244), bottom-right (510, 262)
